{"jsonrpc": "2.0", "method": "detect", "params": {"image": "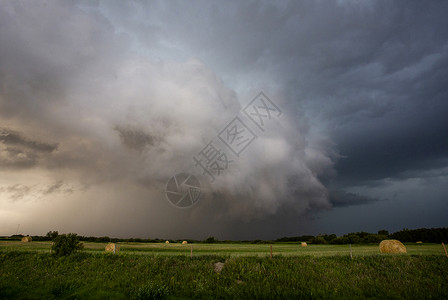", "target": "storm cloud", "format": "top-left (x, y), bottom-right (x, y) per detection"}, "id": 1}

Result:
top-left (0, 127), bottom-right (57, 169)
top-left (1, 0), bottom-right (447, 238)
